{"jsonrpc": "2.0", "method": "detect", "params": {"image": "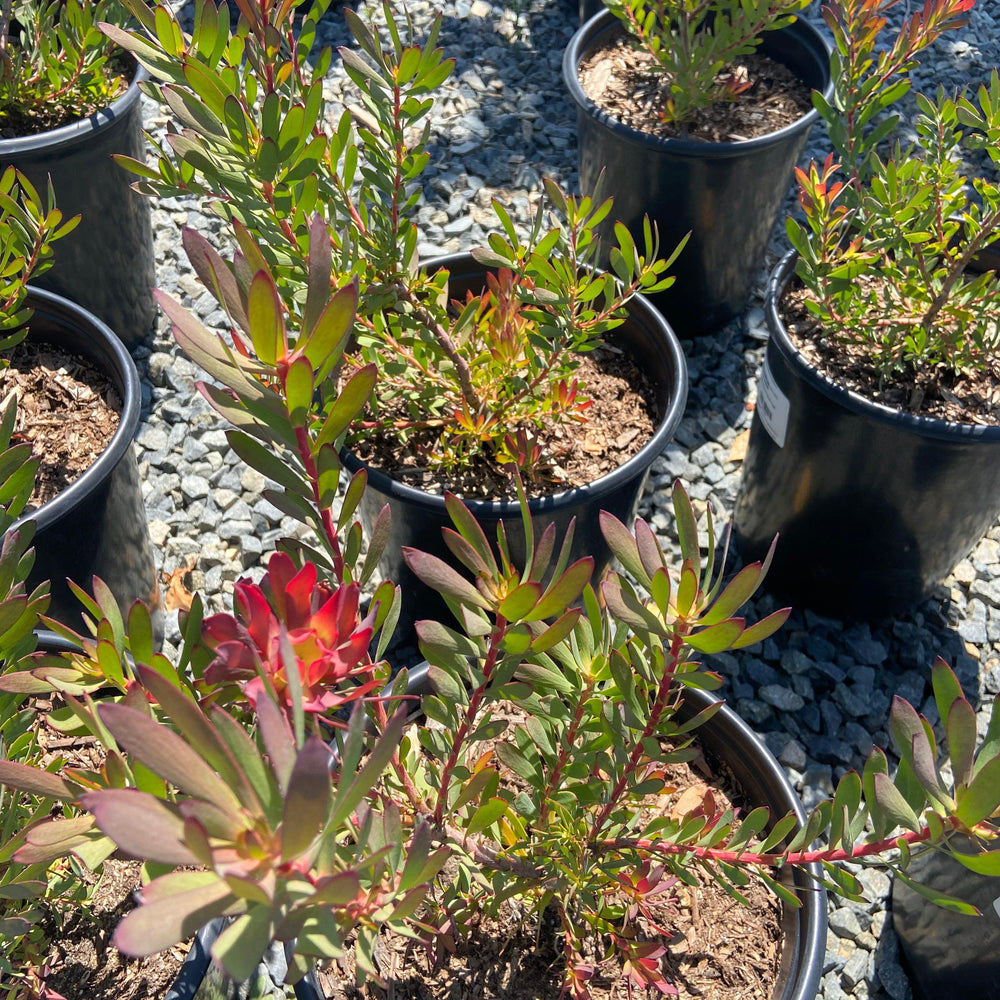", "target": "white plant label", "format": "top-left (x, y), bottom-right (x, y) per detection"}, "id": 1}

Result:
top-left (756, 356), bottom-right (790, 449)
top-left (993, 895), bottom-right (1000, 921)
